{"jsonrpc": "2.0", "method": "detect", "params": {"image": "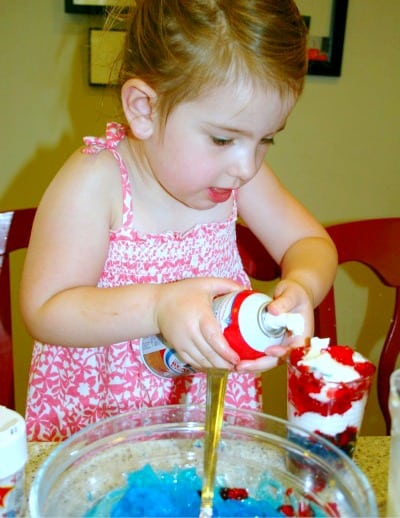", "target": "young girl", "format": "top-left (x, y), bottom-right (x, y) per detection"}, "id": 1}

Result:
top-left (21, 0), bottom-right (337, 441)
